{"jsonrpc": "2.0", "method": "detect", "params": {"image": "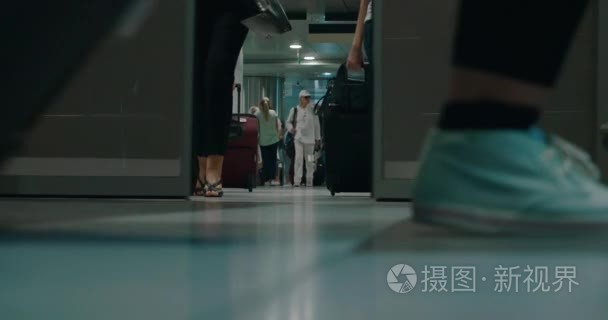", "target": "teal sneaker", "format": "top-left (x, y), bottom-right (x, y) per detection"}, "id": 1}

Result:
top-left (412, 129), bottom-right (608, 234)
